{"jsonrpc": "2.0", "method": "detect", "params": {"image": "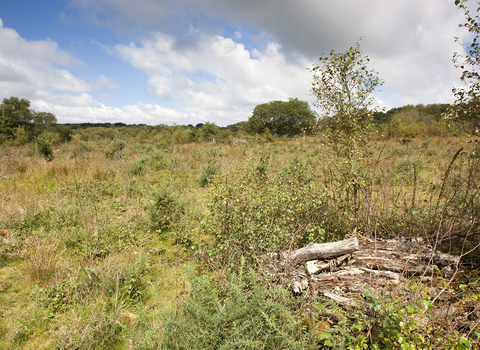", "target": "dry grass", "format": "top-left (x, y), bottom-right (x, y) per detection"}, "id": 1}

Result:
top-left (23, 235), bottom-right (60, 285)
